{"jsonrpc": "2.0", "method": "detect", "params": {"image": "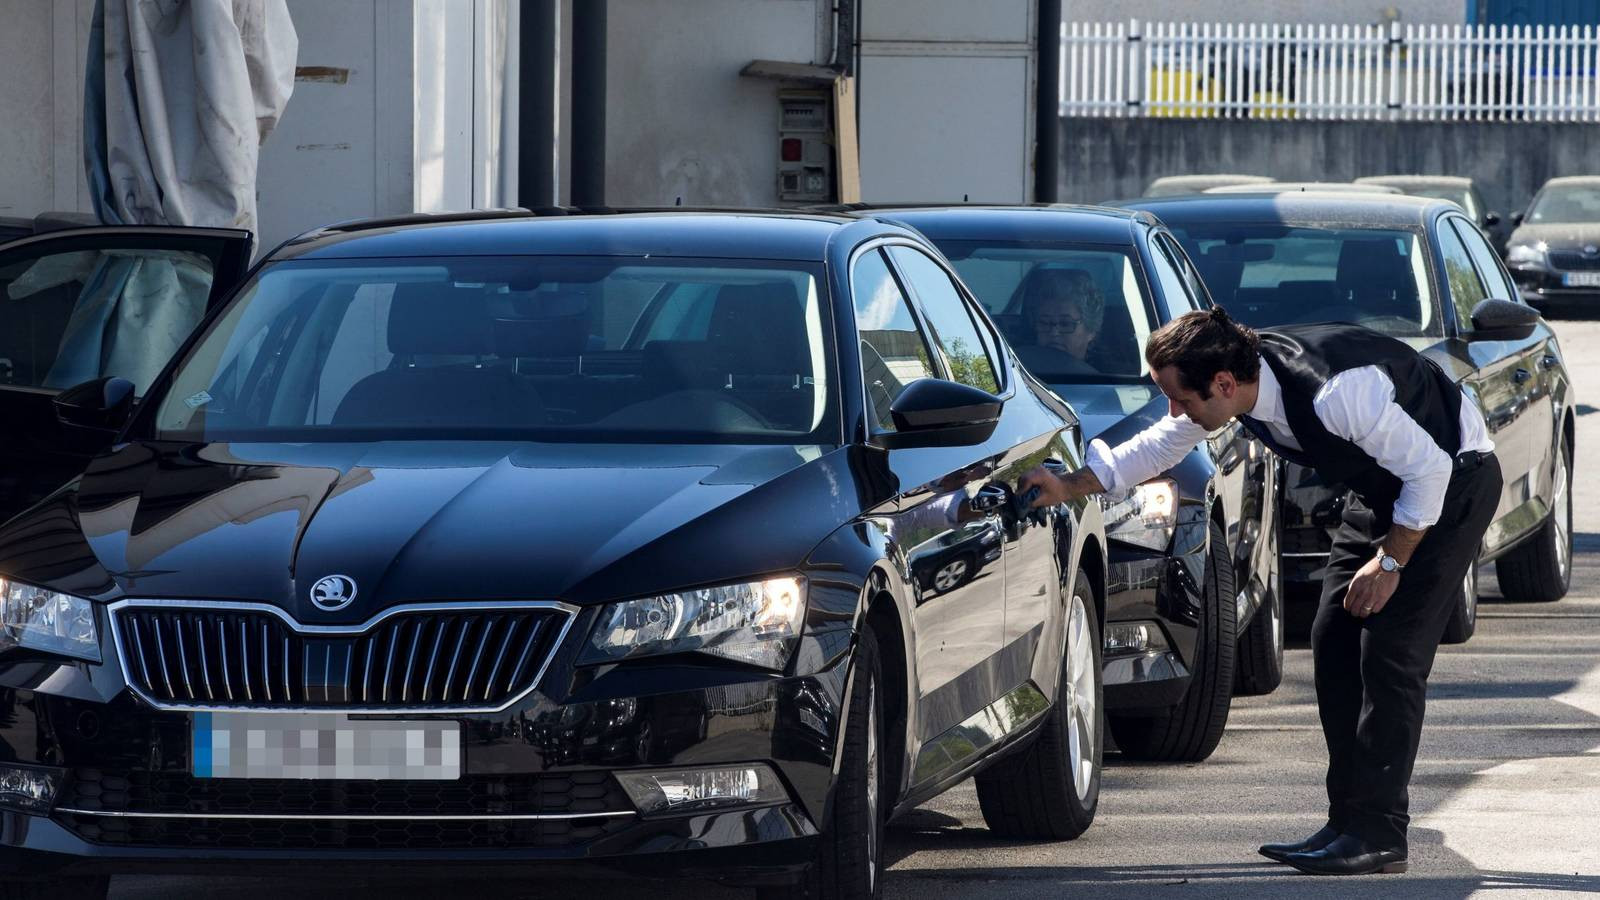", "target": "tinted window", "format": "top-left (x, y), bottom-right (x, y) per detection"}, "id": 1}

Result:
top-left (152, 256), bottom-right (836, 444)
top-left (937, 241), bottom-right (1157, 383)
top-left (1170, 224), bottom-right (1440, 337)
top-left (852, 249), bottom-right (936, 432)
top-left (1437, 222), bottom-right (1488, 331)
top-left (1154, 234), bottom-right (1207, 314)
top-left (1449, 218), bottom-right (1517, 306)
top-left (887, 247), bottom-right (999, 394)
